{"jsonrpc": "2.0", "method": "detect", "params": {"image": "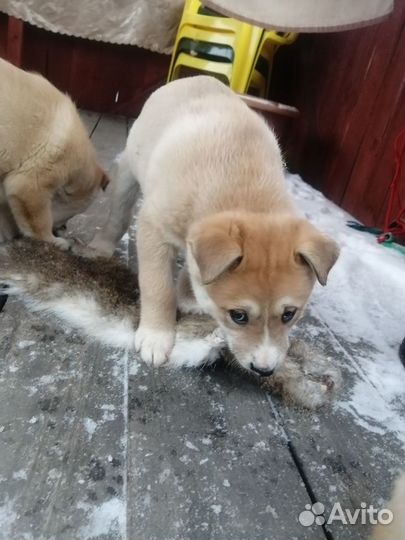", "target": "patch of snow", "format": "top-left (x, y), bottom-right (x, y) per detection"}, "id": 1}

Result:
top-left (12, 469), bottom-right (27, 481)
top-left (158, 468), bottom-right (171, 484)
top-left (17, 340), bottom-right (36, 349)
top-left (265, 505), bottom-right (279, 519)
top-left (287, 173), bottom-right (405, 442)
top-left (0, 499), bottom-right (17, 538)
top-left (38, 374), bottom-right (56, 385)
top-left (101, 404), bottom-right (115, 411)
top-left (47, 469), bottom-right (61, 480)
top-left (83, 418), bottom-right (98, 438)
top-left (211, 504), bottom-right (222, 515)
top-left (78, 498), bottom-right (125, 539)
top-left (185, 440), bottom-right (199, 451)
top-left (102, 411), bottom-right (116, 422)
top-left (129, 359), bottom-right (140, 375)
